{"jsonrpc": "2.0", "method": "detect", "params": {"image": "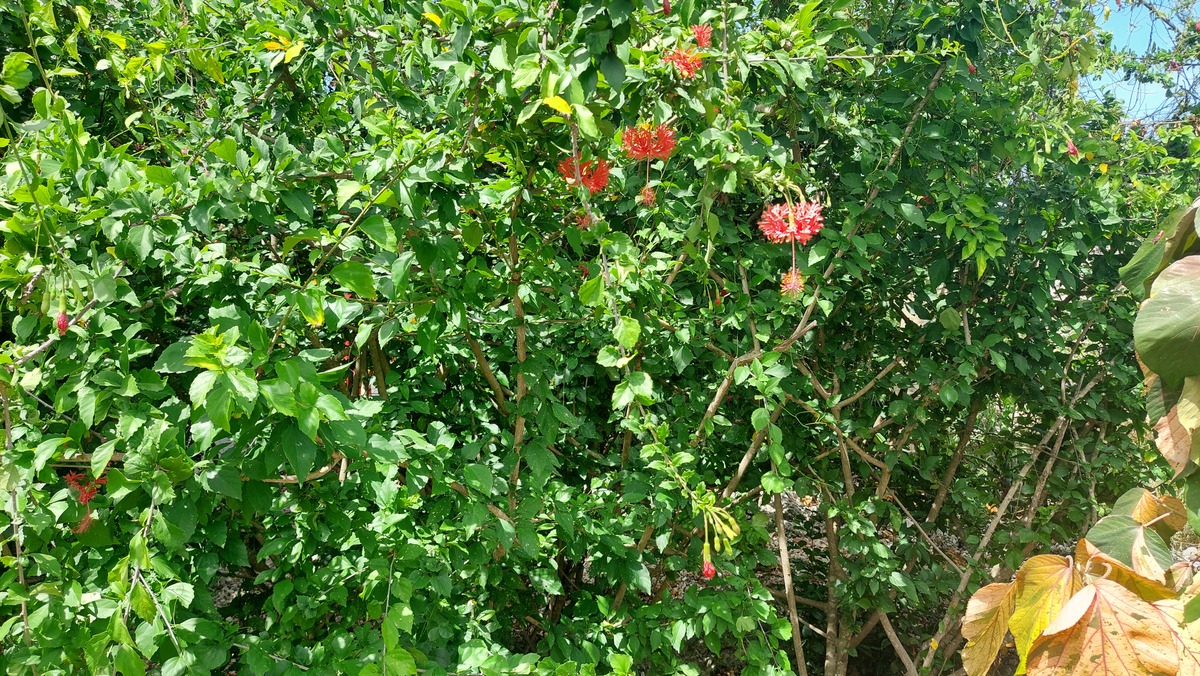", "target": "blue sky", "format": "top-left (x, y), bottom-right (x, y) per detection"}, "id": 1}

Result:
top-left (1091, 2), bottom-right (1177, 119)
